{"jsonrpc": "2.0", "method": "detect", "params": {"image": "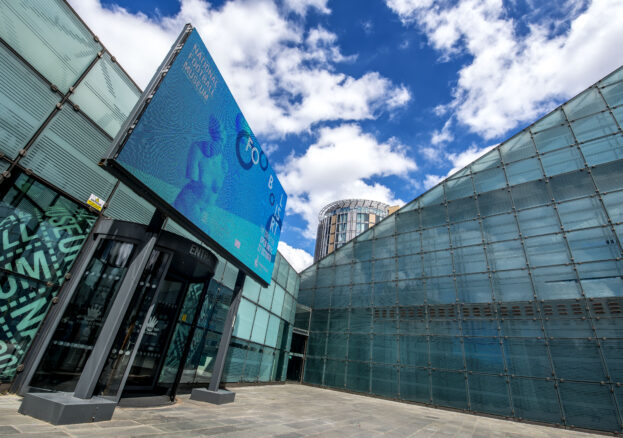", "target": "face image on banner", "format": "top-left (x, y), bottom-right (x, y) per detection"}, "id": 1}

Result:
top-left (115, 29), bottom-right (287, 284)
